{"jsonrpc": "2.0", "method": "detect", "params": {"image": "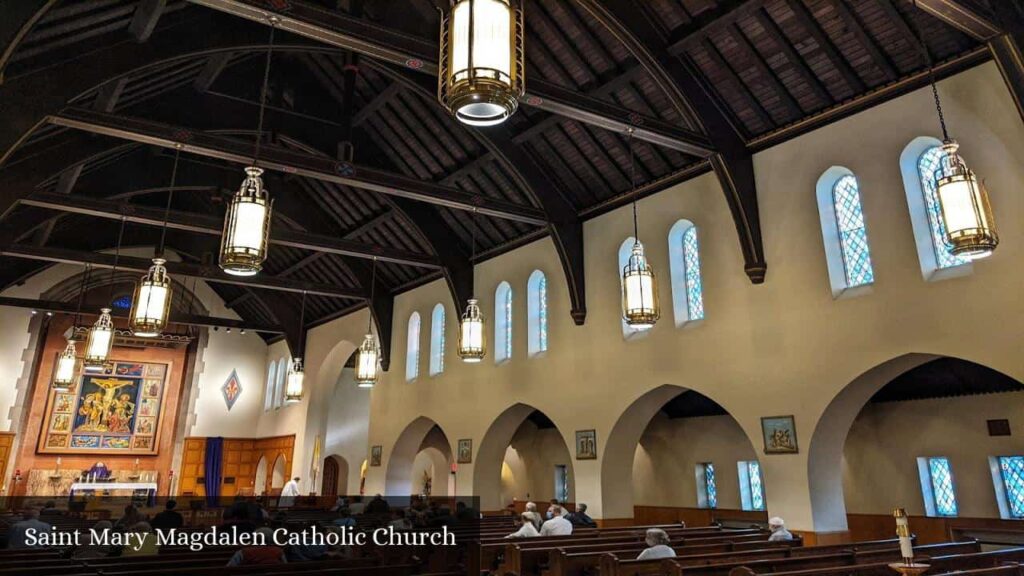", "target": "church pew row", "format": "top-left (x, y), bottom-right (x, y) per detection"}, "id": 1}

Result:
top-left (543, 537), bottom-right (912, 576)
top-left (599, 541), bottom-right (985, 576)
top-left (484, 528), bottom-right (765, 575)
top-left (929, 564), bottom-right (1023, 576)
top-left (496, 531), bottom-right (773, 576)
top-left (4, 556), bottom-right (402, 576)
